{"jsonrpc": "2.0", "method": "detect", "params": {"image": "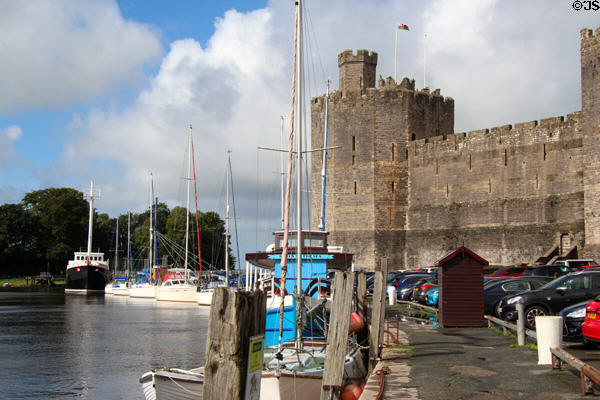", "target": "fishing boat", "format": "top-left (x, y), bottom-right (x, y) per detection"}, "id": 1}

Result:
top-left (65, 181), bottom-right (111, 294)
top-left (155, 127), bottom-right (199, 303)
